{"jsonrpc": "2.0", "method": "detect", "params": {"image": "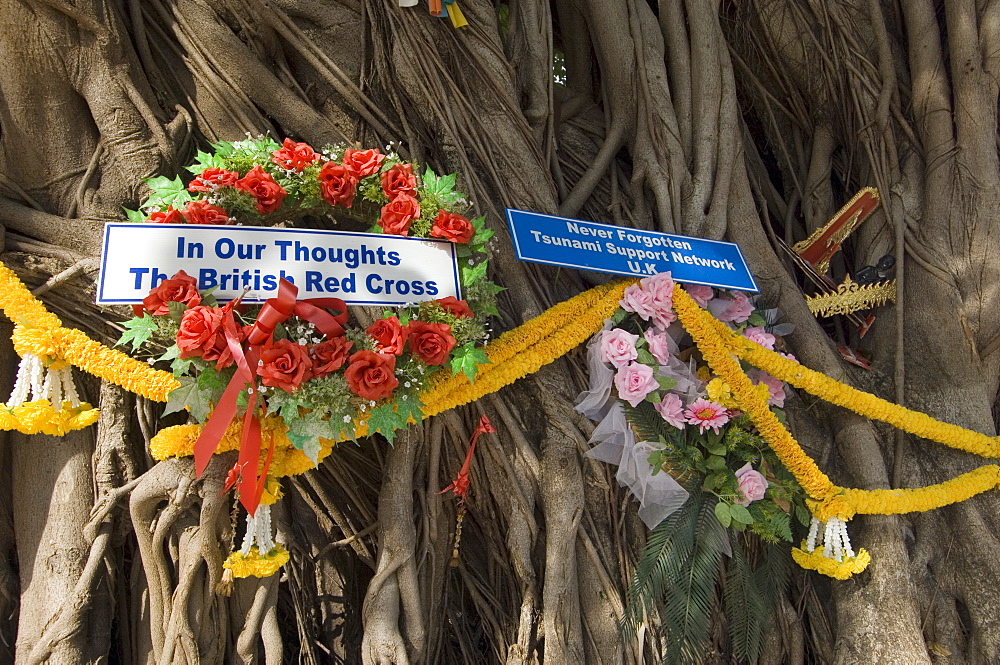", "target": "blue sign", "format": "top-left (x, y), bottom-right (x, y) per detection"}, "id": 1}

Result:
top-left (505, 209), bottom-right (758, 292)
